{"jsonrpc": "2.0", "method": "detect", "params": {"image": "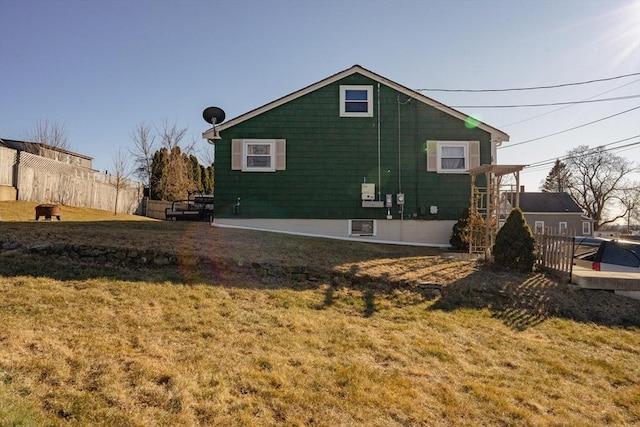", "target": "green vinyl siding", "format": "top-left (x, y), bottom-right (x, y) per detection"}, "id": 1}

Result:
top-left (213, 73), bottom-right (491, 221)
